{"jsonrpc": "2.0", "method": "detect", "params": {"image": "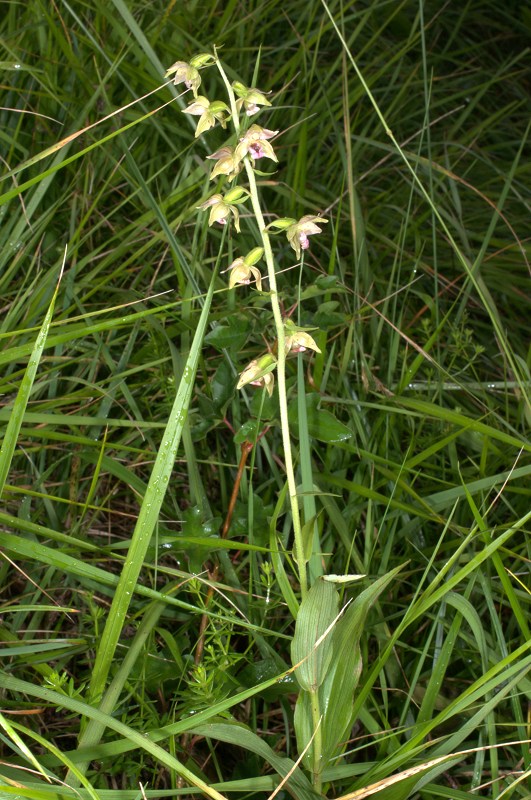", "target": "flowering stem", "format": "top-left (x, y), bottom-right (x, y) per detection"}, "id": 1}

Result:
top-left (244, 162), bottom-right (308, 600)
top-left (214, 55), bottom-right (308, 601)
